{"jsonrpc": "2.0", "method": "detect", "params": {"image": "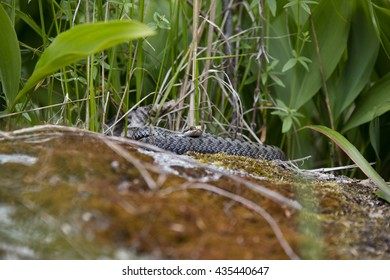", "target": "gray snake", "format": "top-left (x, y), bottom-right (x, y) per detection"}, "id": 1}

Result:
top-left (106, 103), bottom-right (286, 161)
top-left (126, 126), bottom-right (286, 161)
